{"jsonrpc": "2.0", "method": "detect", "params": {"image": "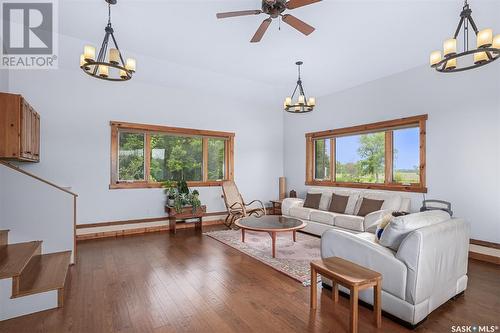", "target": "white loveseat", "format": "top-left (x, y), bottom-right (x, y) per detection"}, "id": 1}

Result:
top-left (282, 188), bottom-right (411, 236)
top-left (282, 188), bottom-right (470, 326)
